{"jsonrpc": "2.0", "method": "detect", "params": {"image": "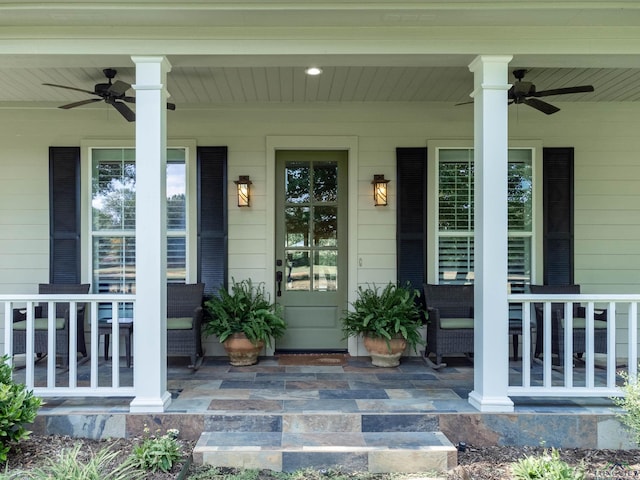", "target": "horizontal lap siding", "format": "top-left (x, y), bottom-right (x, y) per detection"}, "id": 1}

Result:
top-left (1, 103), bottom-right (640, 356)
